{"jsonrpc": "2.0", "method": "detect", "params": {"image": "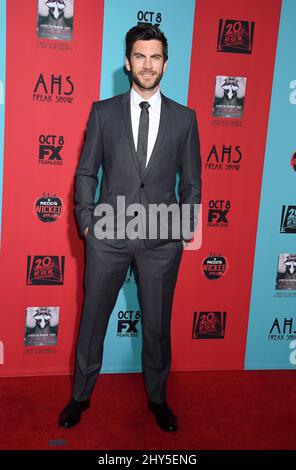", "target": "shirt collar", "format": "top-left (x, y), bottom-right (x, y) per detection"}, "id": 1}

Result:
top-left (130, 86), bottom-right (161, 110)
